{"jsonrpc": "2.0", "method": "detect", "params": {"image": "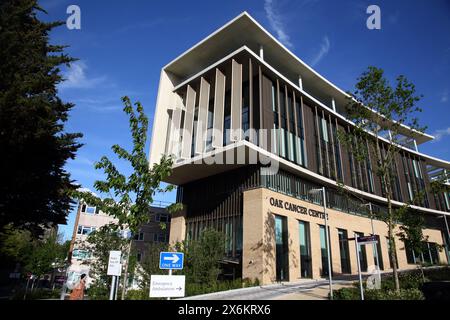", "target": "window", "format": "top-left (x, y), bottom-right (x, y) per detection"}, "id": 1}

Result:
top-left (295, 99), bottom-right (305, 166)
top-left (275, 215), bottom-right (289, 281)
top-left (319, 225), bottom-right (332, 276)
top-left (137, 252), bottom-right (142, 262)
top-left (134, 232), bottom-right (144, 241)
top-left (72, 249), bottom-right (90, 260)
top-left (321, 118), bottom-right (329, 142)
top-left (356, 232), bottom-right (368, 272)
top-left (375, 238), bottom-right (384, 270)
top-left (154, 233), bottom-right (167, 243)
top-left (77, 225), bottom-right (95, 235)
top-left (338, 229), bottom-right (351, 274)
top-left (81, 205), bottom-right (97, 214)
top-left (386, 237), bottom-right (398, 269)
top-left (299, 221), bottom-right (312, 278)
